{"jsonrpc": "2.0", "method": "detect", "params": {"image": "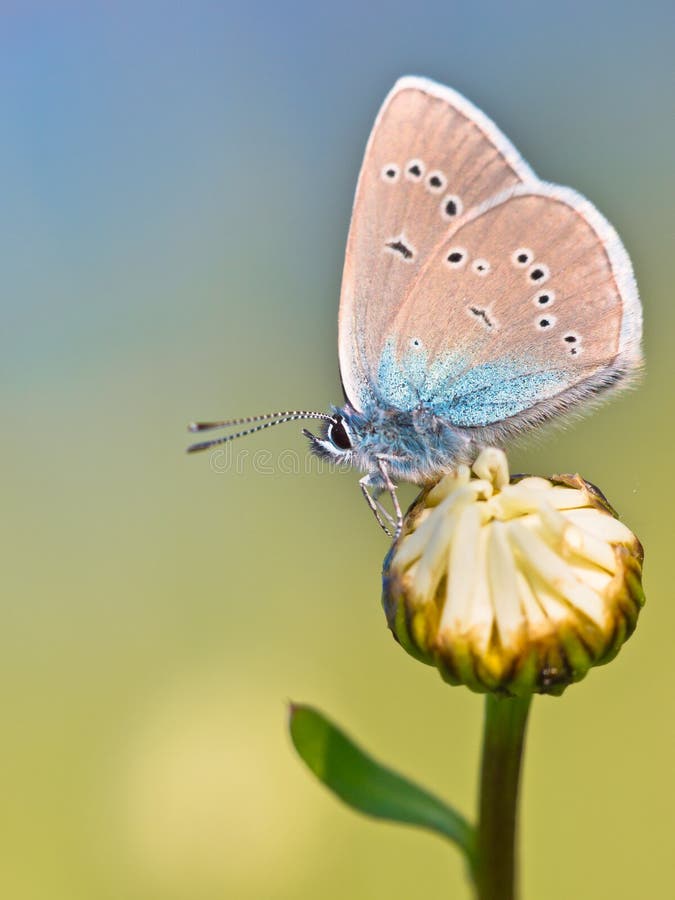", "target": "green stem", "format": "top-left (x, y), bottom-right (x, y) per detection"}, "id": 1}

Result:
top-left (474, 694), bottom-right (532, 900)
